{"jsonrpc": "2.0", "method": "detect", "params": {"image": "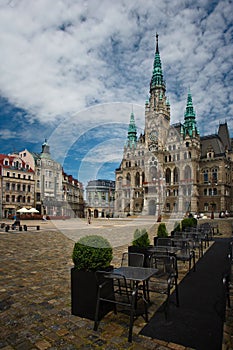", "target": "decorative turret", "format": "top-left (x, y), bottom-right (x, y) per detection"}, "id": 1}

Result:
top-left (41, 139), bottom-right (51, 159)
top-left (150, 33), bottom-right (166, 92)
top-left (183, 90), bottom-right (198, 138)
top-left (126, 112), bottom-right (137, 147)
